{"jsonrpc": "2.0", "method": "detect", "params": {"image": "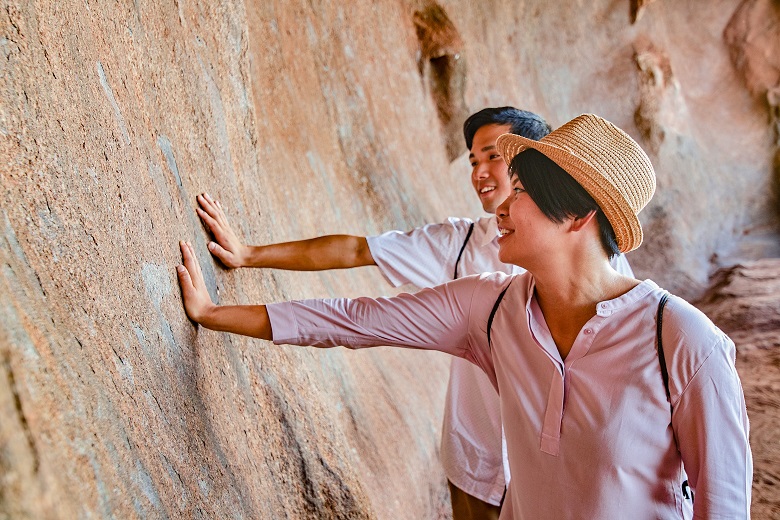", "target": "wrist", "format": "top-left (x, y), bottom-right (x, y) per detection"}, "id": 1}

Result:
top-left (241, 245), bottom-right (260, 268)
top-left (196, 302), bottom-right (220, 328)
top-left (239, 244), bottom-right (253, 268)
